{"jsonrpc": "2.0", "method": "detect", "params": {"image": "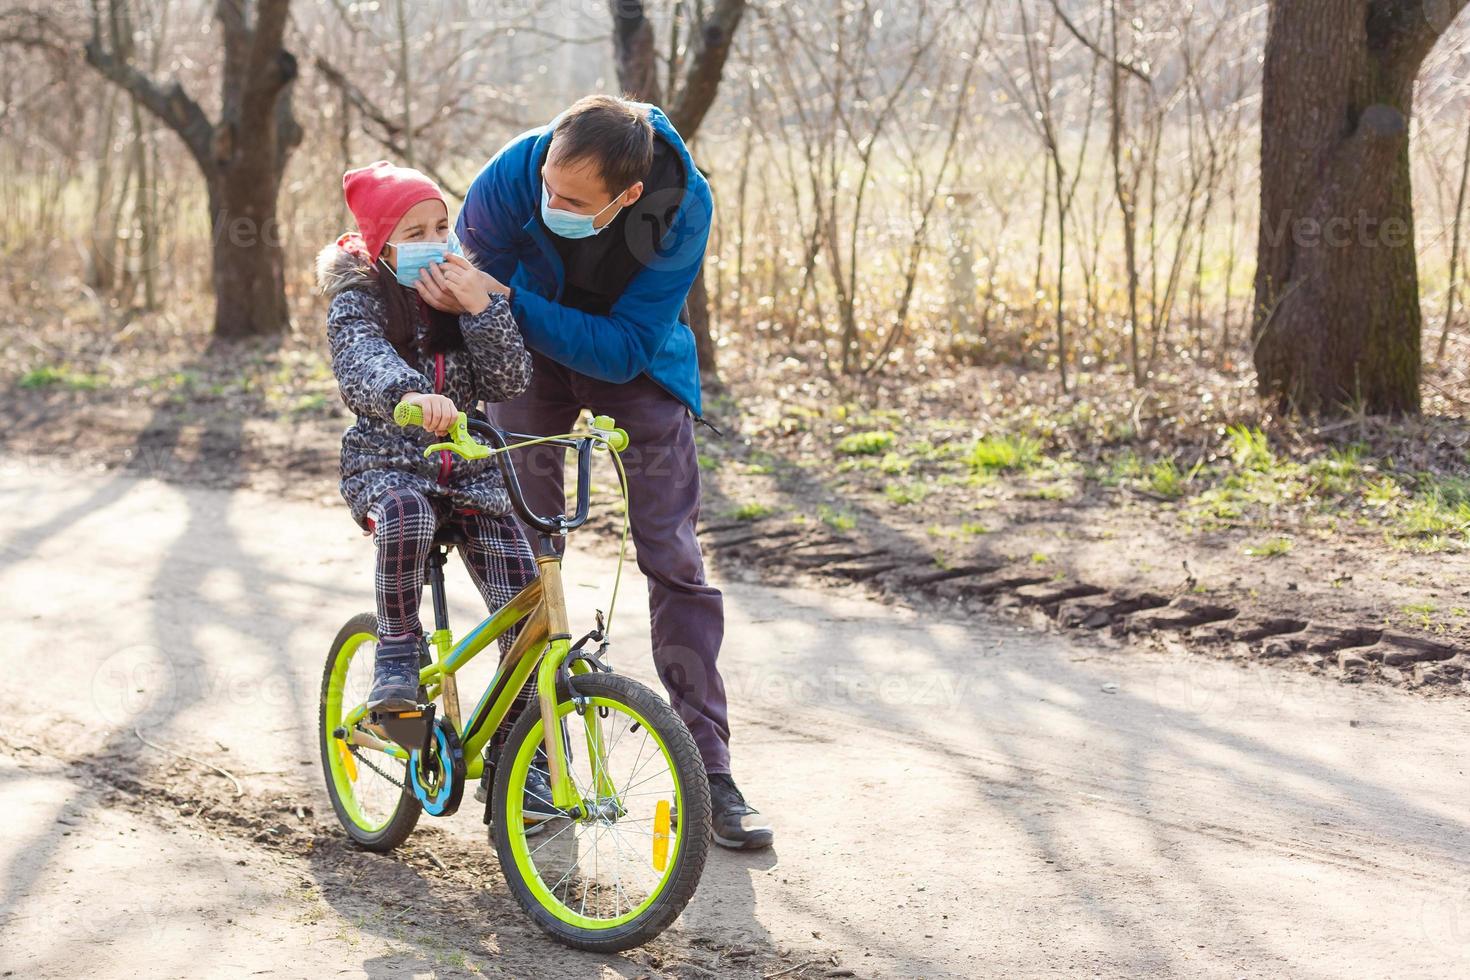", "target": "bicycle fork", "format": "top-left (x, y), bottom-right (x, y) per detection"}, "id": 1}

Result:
top-left (533, 553), bottom-right (615, 813)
